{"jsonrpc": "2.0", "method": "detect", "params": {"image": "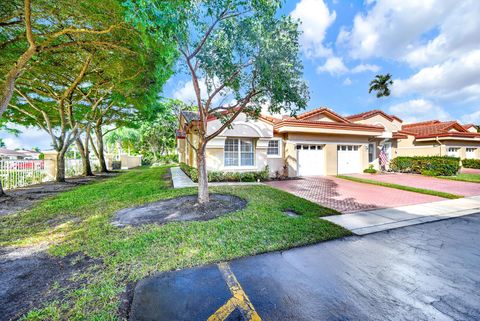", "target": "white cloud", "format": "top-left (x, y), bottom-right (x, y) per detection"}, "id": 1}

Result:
top-left (342, 77), bottom-right (352, 86)
top-left (172, 80), bottom-right (206, 103)
top-left (172, 78), bottom-right (231, 106)
top-left (337, 0), bottom-right (480, 105)
top-left (351, 63), bottom-right (380, 73)
top-left (316, 59), bottom-right (380, 76)
top-left (461, 110), bottom-right (480, 125)
top-left (393, 50), bottom-right (480, 101)
top-left (316, 56), bottom-right (348, 75)
top-left (338, 0), bottom-right (459, 61)
top-left (291, 0), bottom-right (336, 58)
top-left (388, 99), bottom-right (451, 123)
top-left (0, 126), bottom-right (52, 150)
